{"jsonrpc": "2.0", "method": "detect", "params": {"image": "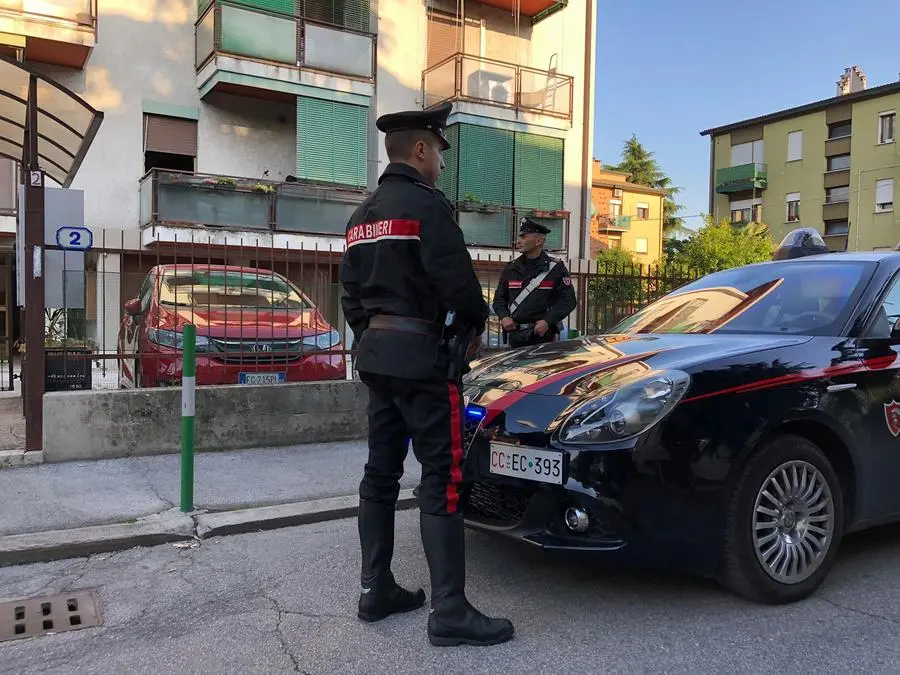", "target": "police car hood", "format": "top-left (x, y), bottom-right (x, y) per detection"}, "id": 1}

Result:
top-left (463, 332), bottom-right (812, 406)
